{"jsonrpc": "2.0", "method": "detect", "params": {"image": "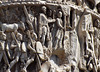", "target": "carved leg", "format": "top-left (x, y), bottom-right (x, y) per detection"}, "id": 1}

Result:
top-left (9, 53), bottom-right (20, 69)
top-left (47, 40), bottom-right (52, 49)
top-left (42, 34), bottom-right (46, 45)
top-left (20, 54), bottom-right (26, 67)
top-left (54, 38), bottom-right (59, 50)
top-left (87, 57), bottom-right (93, 66)
top-left (25, 58), bottom-right (34, 68)
top-left (6, 43), bottom-right (13, 60)
top-left (15, 64), bottom-right (19, 72)
top-left (3, 51), bottom-right (9, 67)
top-left (0, 52), bottom-right (3, 62)
top-left (21, 58), bottom-right (34, 72)
top-left (47, 33), bottom-right (52, 48)
top-left (41, 26), bottom-right (47, 45)
top-left (59, 31), bottom-right (63, 49)
top-left (0, 52), bottom-right (5, 71)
